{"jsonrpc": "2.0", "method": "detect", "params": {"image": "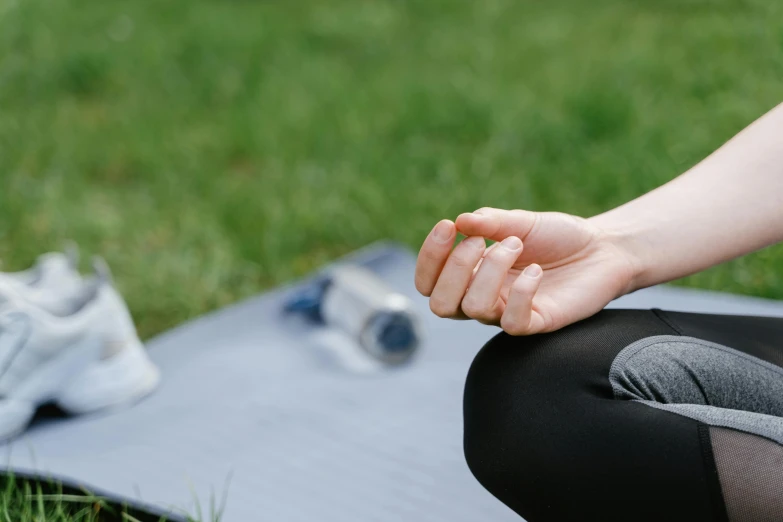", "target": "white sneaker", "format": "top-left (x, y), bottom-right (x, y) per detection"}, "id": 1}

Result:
top-left (0, 245), bottom-right (84, 316)
top-left (0, 258), bottom-right (160, 441)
